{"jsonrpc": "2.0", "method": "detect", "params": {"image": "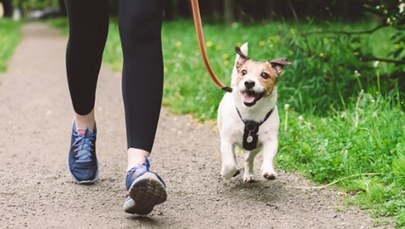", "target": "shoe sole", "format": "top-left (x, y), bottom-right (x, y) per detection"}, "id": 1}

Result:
top-left (123, 172), bottom-right (167, 215)
top-left (75, 172), bottom-right (99, 184)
